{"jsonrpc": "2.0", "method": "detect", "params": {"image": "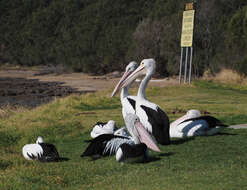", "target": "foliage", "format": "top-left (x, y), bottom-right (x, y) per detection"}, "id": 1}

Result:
top-left (0, 0), bottom-right (247, 76)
